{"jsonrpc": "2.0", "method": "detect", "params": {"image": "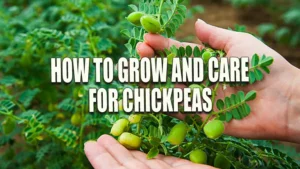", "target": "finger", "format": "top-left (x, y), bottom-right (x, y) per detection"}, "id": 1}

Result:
top-left (144, 33), bottom-right (204, 51)
top-left (84, 141), bottom-right (121, 169)
top-left (131, 151), bottom-right (172, 169)
top-left (137, 42), bottom-right (155, 58)
top-left (195, 19), bottom-right (237, 52)
top-left (152, 153), bottom-right (189, 167)
top-left (157, 155), bottom-right (214, 168)
top-left (175, 163), bottom-right (217, 169)
top-left (97, 135), bottom-right (147, 169)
